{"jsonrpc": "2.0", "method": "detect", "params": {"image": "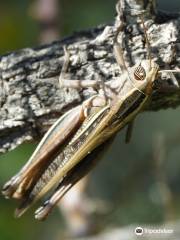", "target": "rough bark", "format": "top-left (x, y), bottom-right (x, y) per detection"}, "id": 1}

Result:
top-left (0, 0), bottom-right (180, 153)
